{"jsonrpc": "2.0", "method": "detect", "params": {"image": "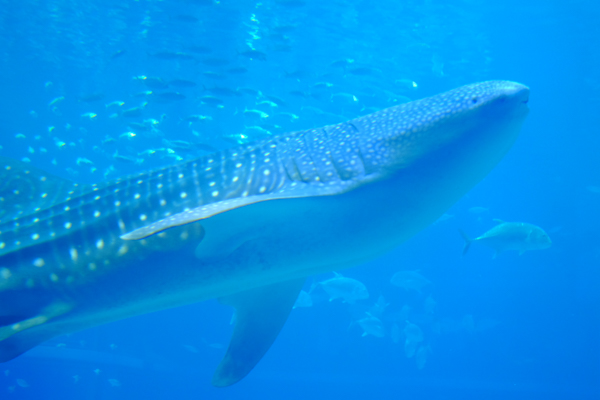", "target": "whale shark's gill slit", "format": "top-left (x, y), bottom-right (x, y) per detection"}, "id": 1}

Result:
top-left (285, 154), bottom-right (302, 182)
top-left (347, 122), bottom-right (360, 134)
top-left (326, 151), bottom-right (341, 180)
top-left (356, 147), bottom-right (368, 175)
